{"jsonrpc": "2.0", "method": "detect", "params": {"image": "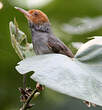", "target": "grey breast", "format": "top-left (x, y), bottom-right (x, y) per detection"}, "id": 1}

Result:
top-left (32, 32), bottom-right (52, 55)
